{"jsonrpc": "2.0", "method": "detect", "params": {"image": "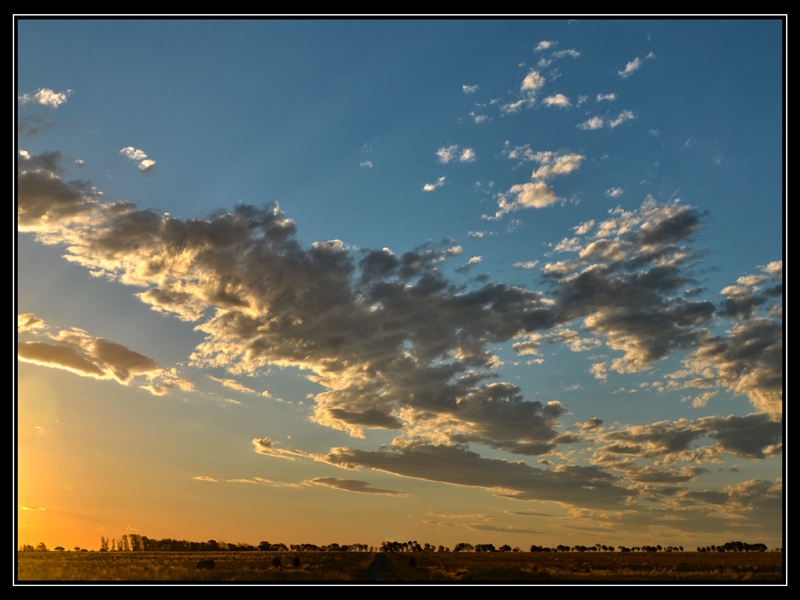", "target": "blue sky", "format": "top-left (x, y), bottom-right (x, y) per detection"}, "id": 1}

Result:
top-left (17, 19), bottom-right (783, 551)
